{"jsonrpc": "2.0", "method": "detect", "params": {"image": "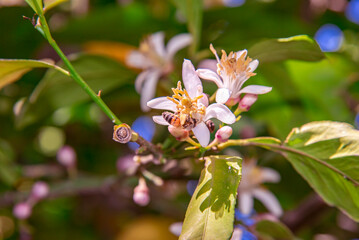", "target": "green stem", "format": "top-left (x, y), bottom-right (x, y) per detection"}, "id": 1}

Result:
top-left (38, 14), bottom-right (121, 125)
